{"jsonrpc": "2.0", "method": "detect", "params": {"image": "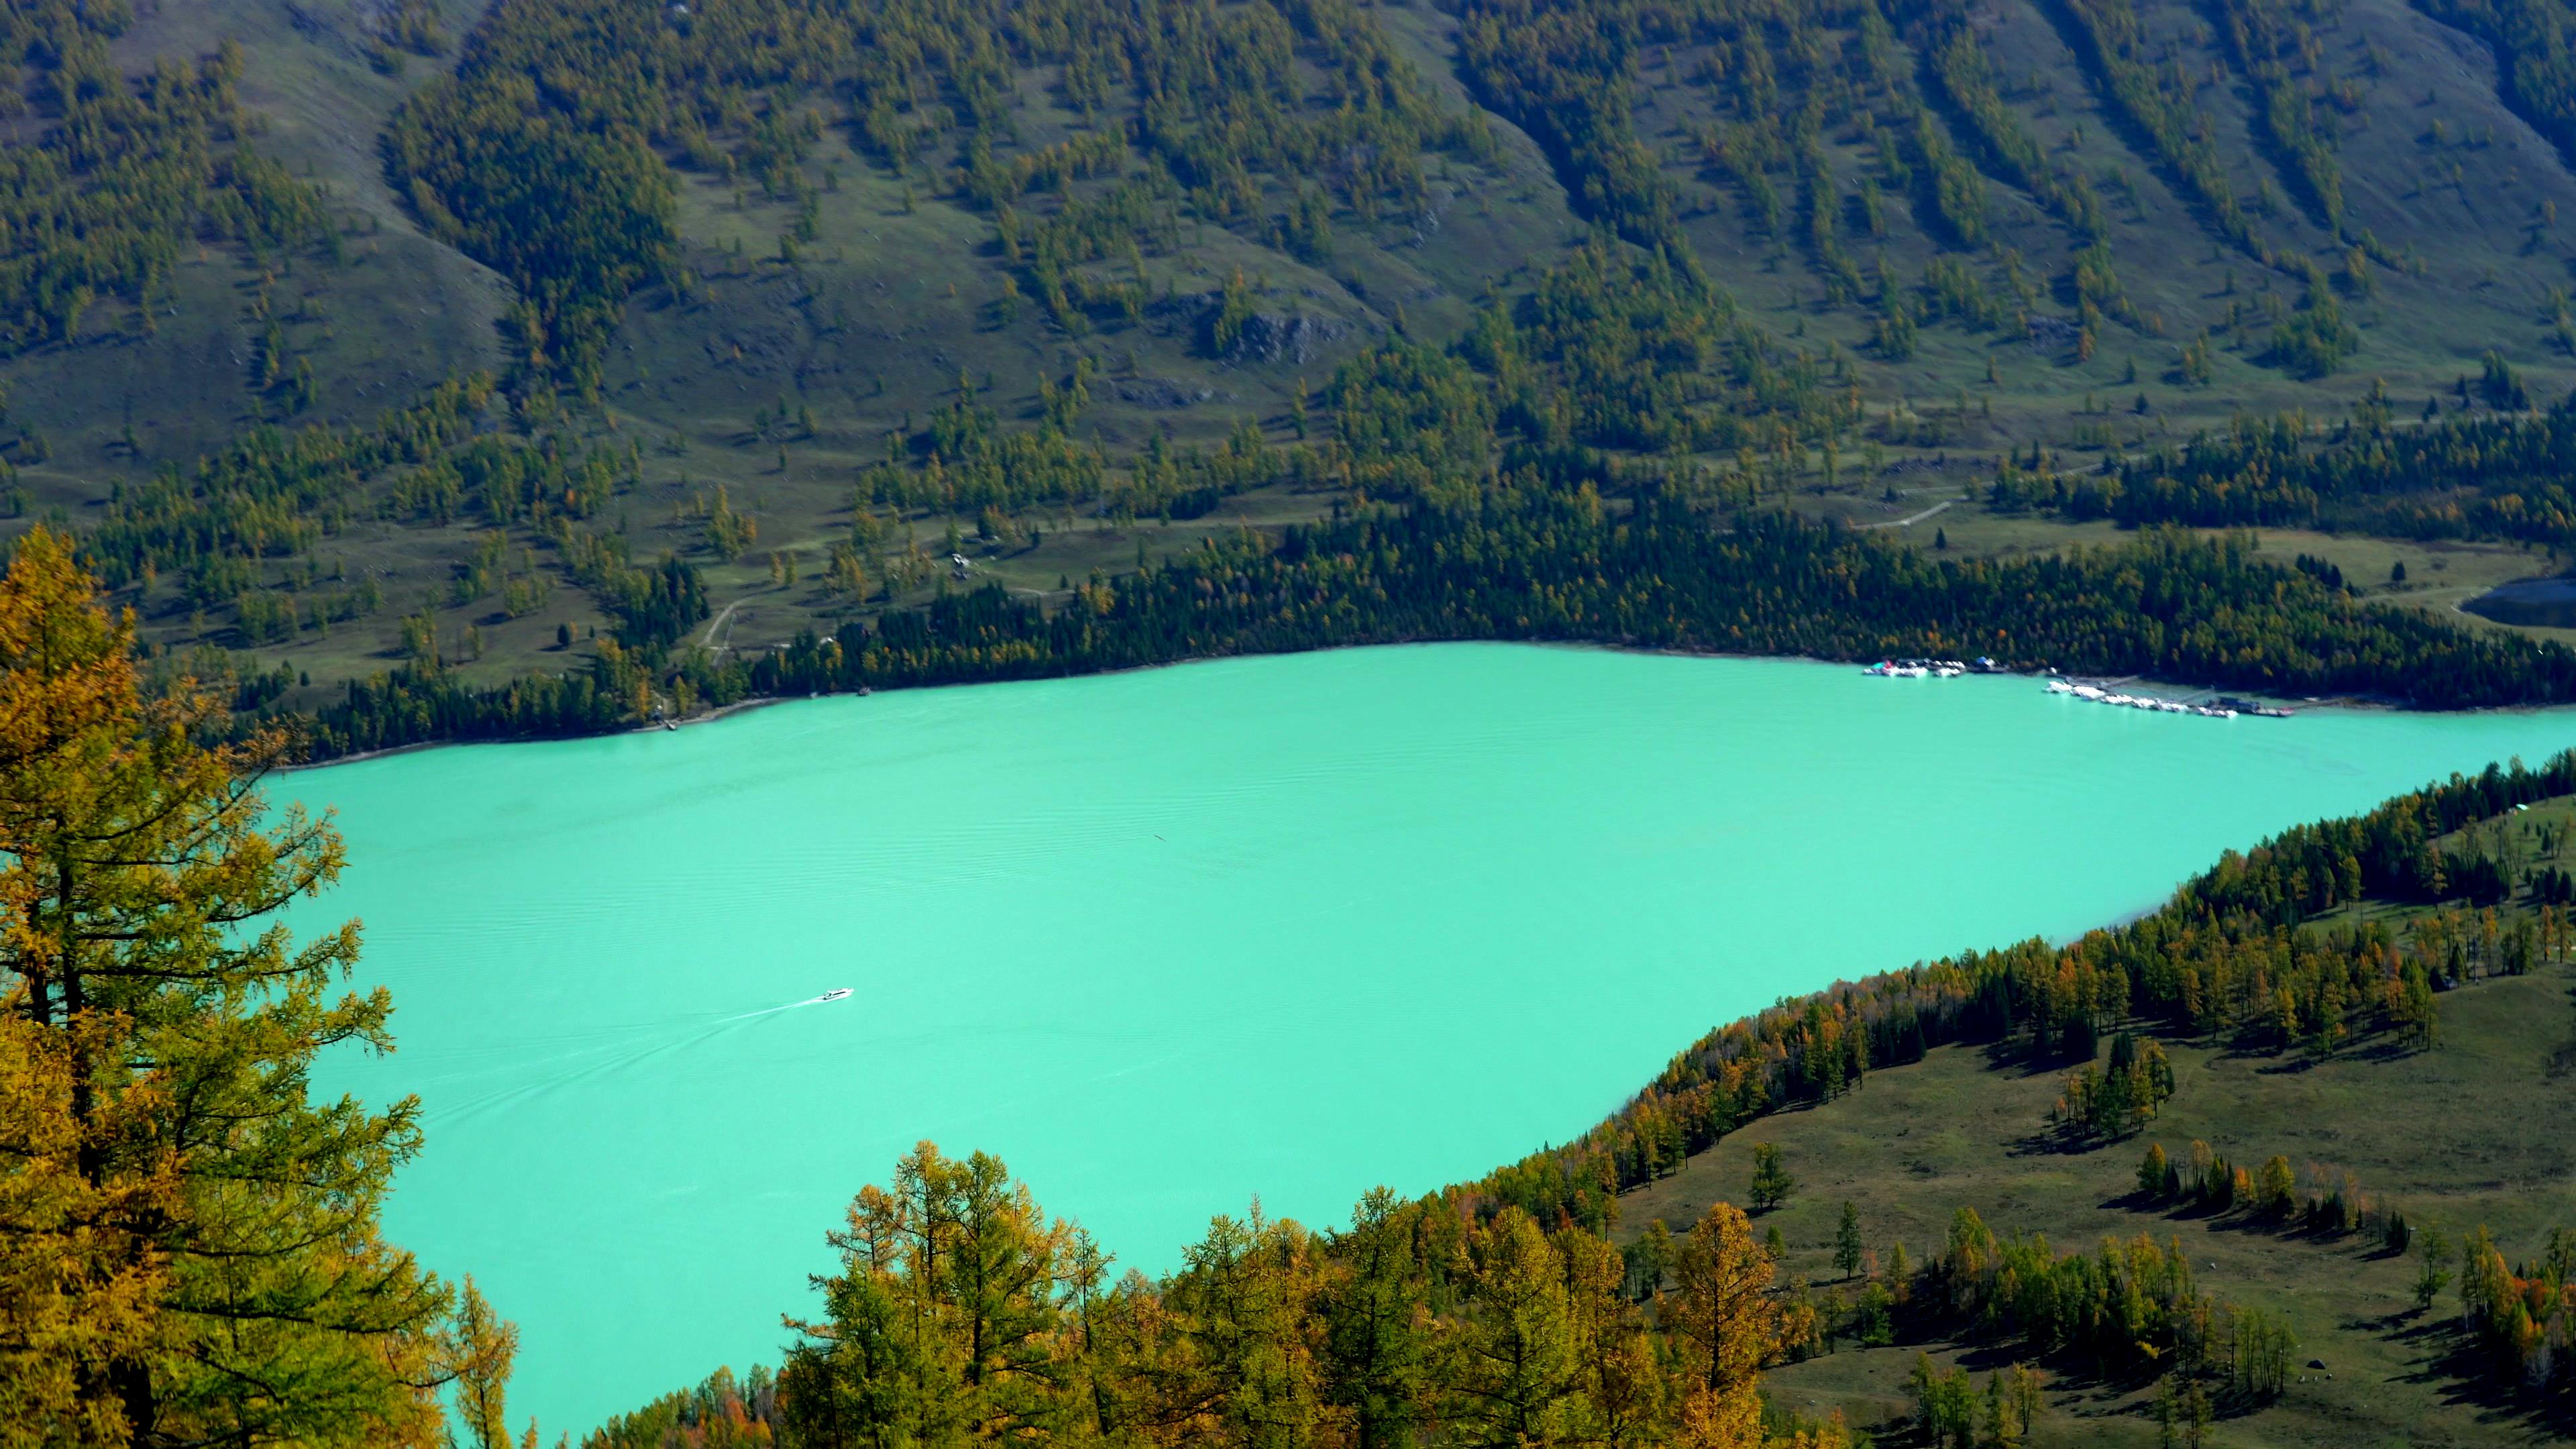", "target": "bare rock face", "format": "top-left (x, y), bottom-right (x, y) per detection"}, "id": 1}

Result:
top-left (1160, 292), bottom-right (1352, 366)
top-left (1114, 377), bottom-right (1217, 409)
top-left (1218, 309), bottom-right (1346, 366)
top-left (2025, 314), bottom-right (2082, 353)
